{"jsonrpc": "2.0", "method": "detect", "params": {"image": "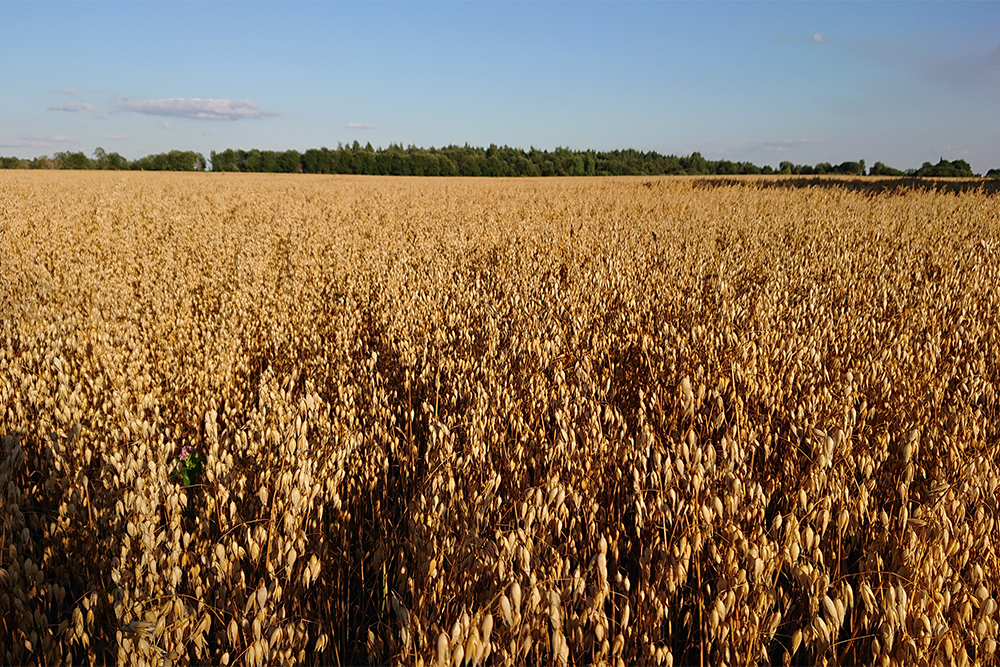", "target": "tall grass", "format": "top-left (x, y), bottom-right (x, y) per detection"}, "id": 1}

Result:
top-left (1, 172), bottom-right (998, 666)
